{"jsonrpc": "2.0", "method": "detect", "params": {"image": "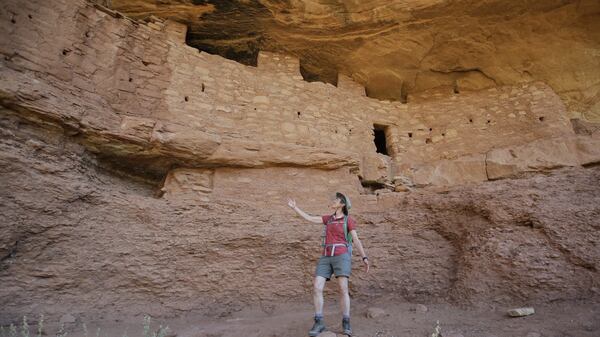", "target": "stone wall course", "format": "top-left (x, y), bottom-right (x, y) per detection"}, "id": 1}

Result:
top-left (0, 0), bottom-right (593, 191)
